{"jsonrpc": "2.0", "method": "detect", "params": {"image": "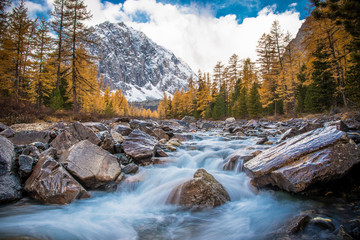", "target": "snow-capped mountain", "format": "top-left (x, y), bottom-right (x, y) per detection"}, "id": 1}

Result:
top-left (87, 21), bottom-right (196, 102)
